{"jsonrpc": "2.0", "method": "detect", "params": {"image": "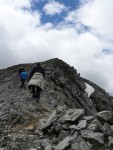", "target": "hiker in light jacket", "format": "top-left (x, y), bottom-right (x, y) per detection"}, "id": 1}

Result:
top-left (28, 63), bottom-right (45, 102)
